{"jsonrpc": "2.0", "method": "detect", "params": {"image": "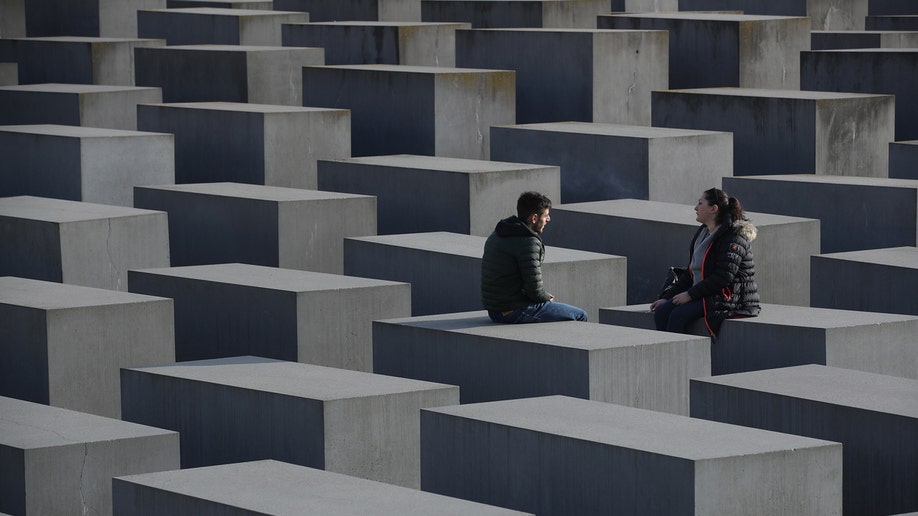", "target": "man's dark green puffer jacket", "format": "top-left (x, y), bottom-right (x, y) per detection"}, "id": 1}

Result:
top-left (481, 216), bottom-right (552, 311)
